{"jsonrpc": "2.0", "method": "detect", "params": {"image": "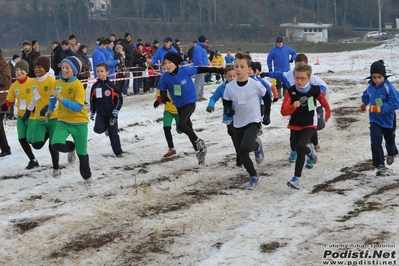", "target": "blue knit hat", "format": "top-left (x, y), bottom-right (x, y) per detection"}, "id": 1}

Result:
top-left (61, 56), bottom-right (82, 76)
